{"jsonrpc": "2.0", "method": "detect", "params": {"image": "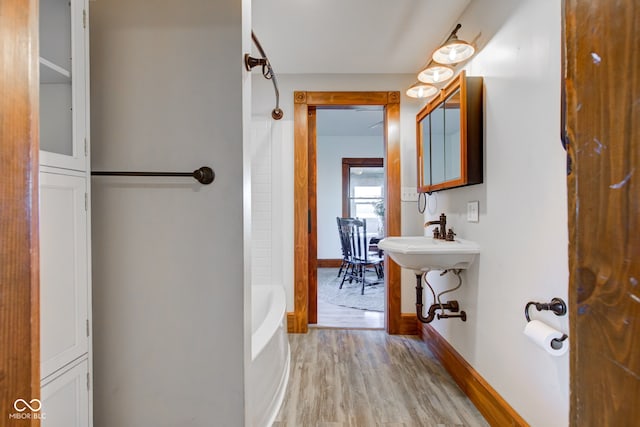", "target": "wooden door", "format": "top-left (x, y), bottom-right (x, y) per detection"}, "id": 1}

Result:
top-left (565, 0), bottom-right (640, 425)
top-left (0, 0), bottom-right (41, 423)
